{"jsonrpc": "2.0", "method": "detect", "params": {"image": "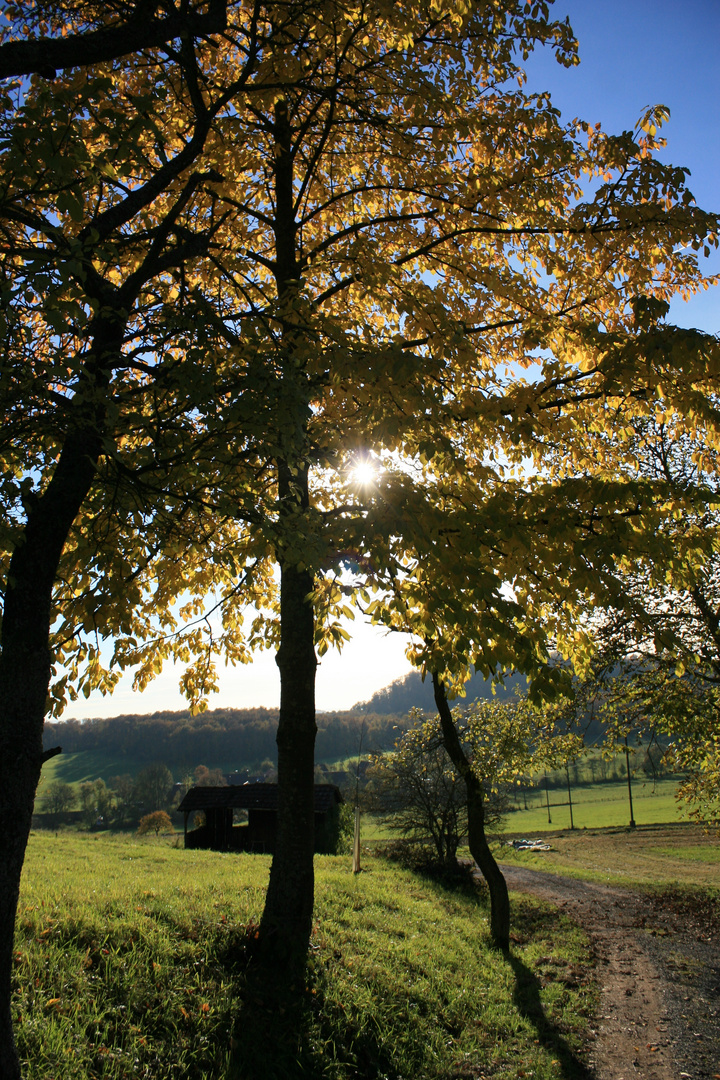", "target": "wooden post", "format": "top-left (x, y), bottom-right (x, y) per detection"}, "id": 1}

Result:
top-left (352, 805), bottom-right (361, 874)
top-left (565, 765), bottom-right (574, 830)
top-left (624, 737), bottom-right (636, 828)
